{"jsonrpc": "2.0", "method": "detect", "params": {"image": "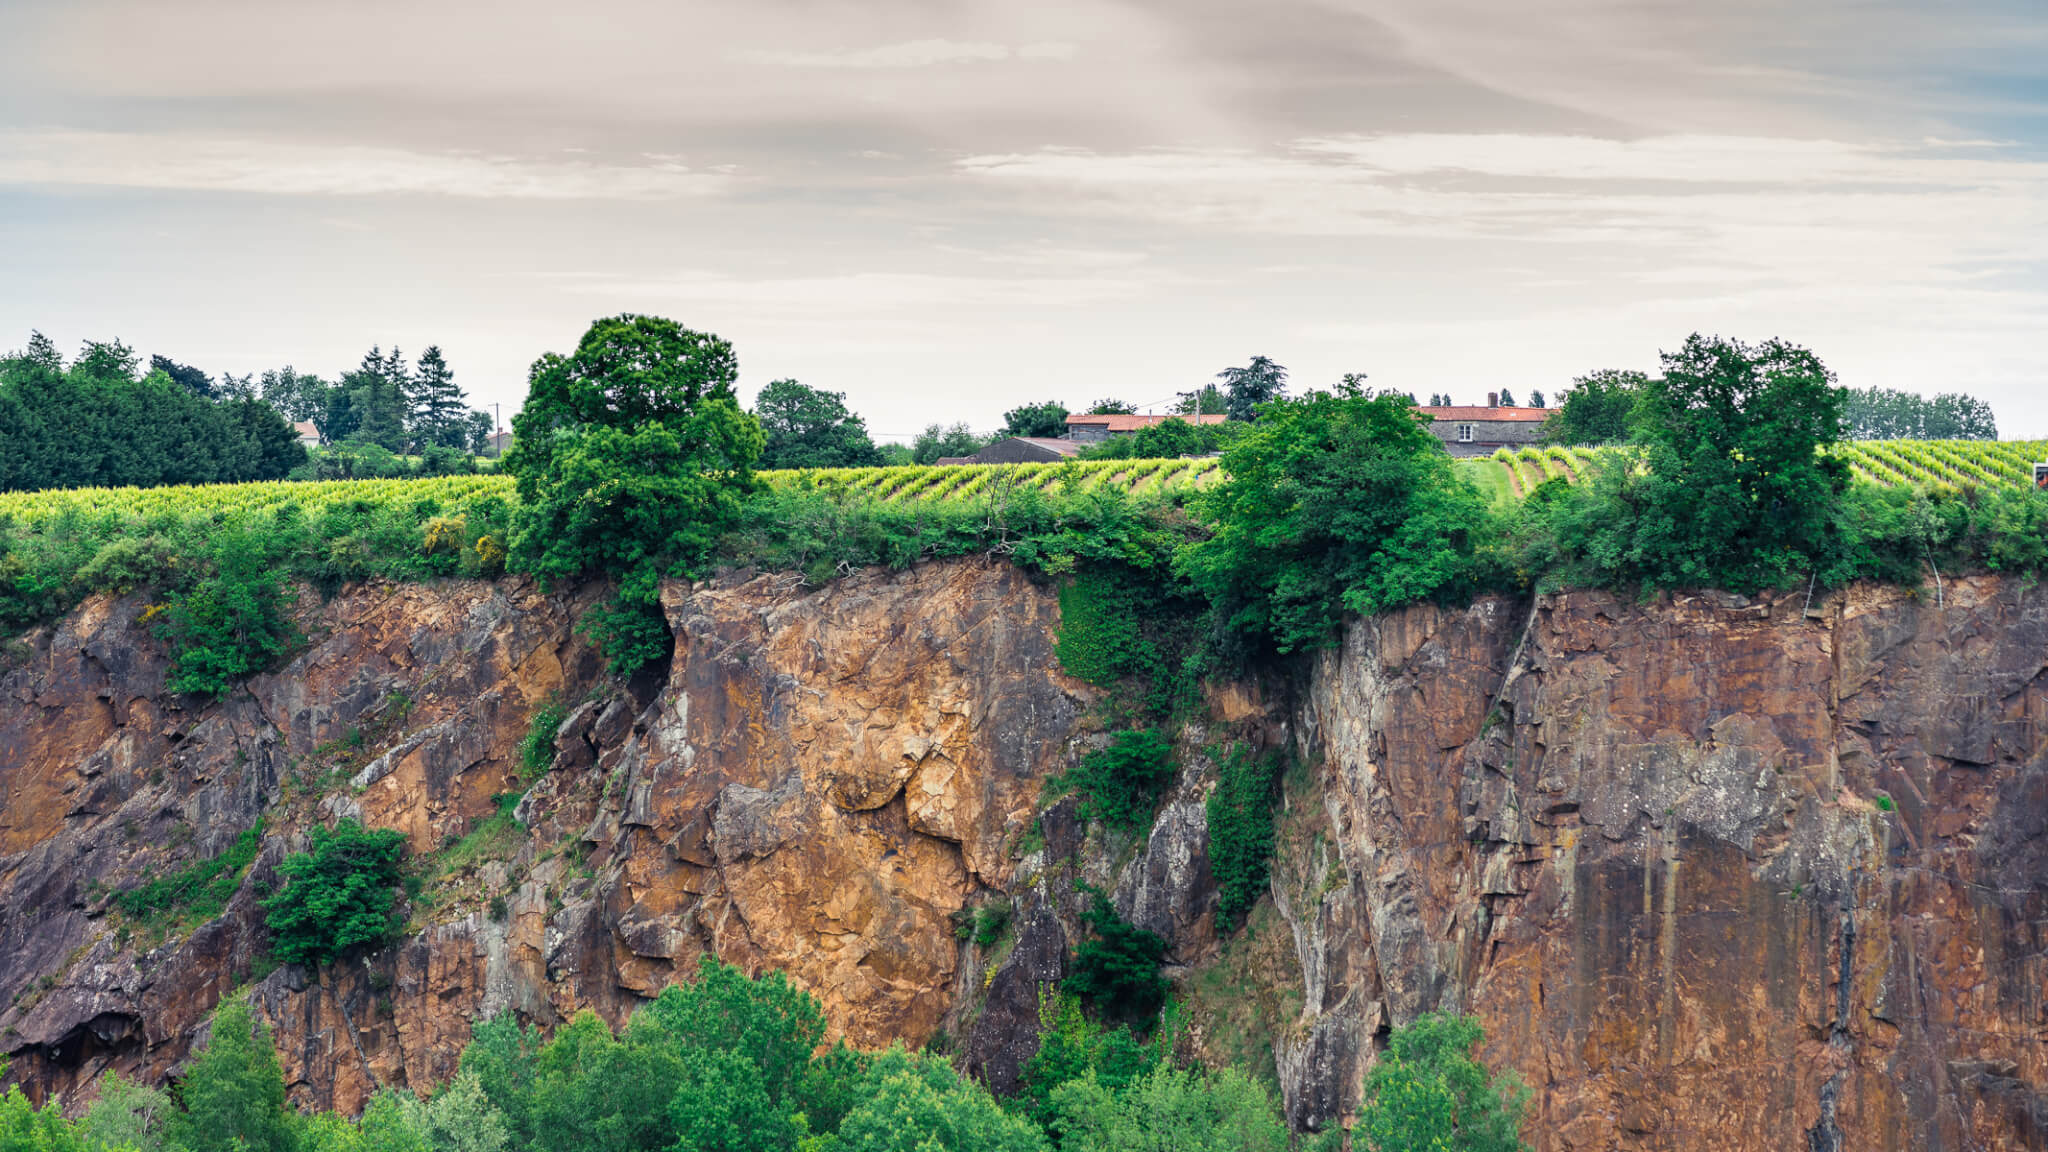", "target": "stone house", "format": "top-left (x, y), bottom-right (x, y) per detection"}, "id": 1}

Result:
top-left (1417, 394), bottom-right (1549, 457)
